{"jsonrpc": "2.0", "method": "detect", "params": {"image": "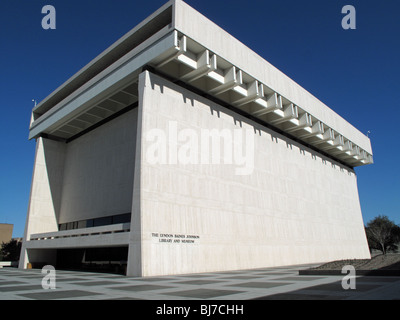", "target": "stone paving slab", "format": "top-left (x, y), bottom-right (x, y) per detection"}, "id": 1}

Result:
top-left (18, 290), bottom-right (102, 300)
top-left (110, 284), bottom-right (174, 292)
top-left (1, 264), bottom-right (400, 300)
top-left (227, 281), bottom-right (291, 289)
top-left (162, 288), bottom-right (244, 299)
